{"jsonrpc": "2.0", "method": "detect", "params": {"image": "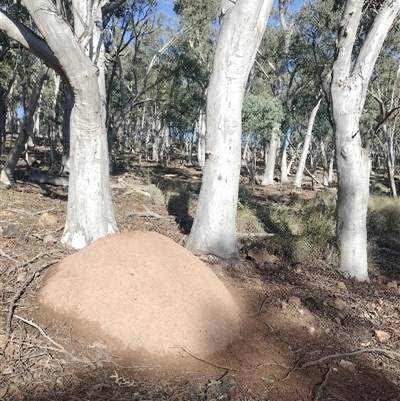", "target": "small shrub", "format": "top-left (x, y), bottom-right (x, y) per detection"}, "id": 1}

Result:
top-left (256, 192), bottom-right (338, 267)
top-left (236, 204), bottom-right (266, 234)
top-left (368, 195), bottom-right (400, 252)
